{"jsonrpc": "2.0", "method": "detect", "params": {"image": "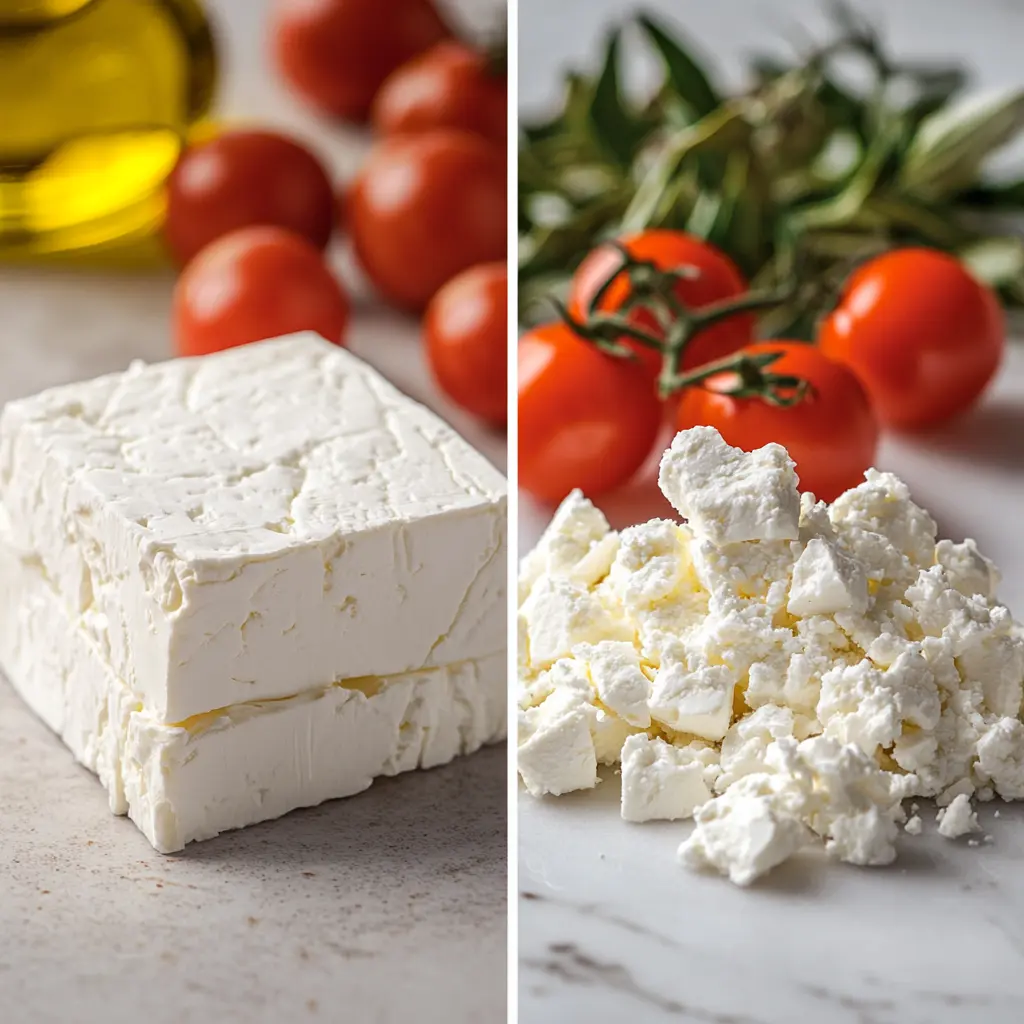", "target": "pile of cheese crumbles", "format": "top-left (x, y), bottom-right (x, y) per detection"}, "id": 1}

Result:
top-left (517, 426), bottom-right (1024, 886)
